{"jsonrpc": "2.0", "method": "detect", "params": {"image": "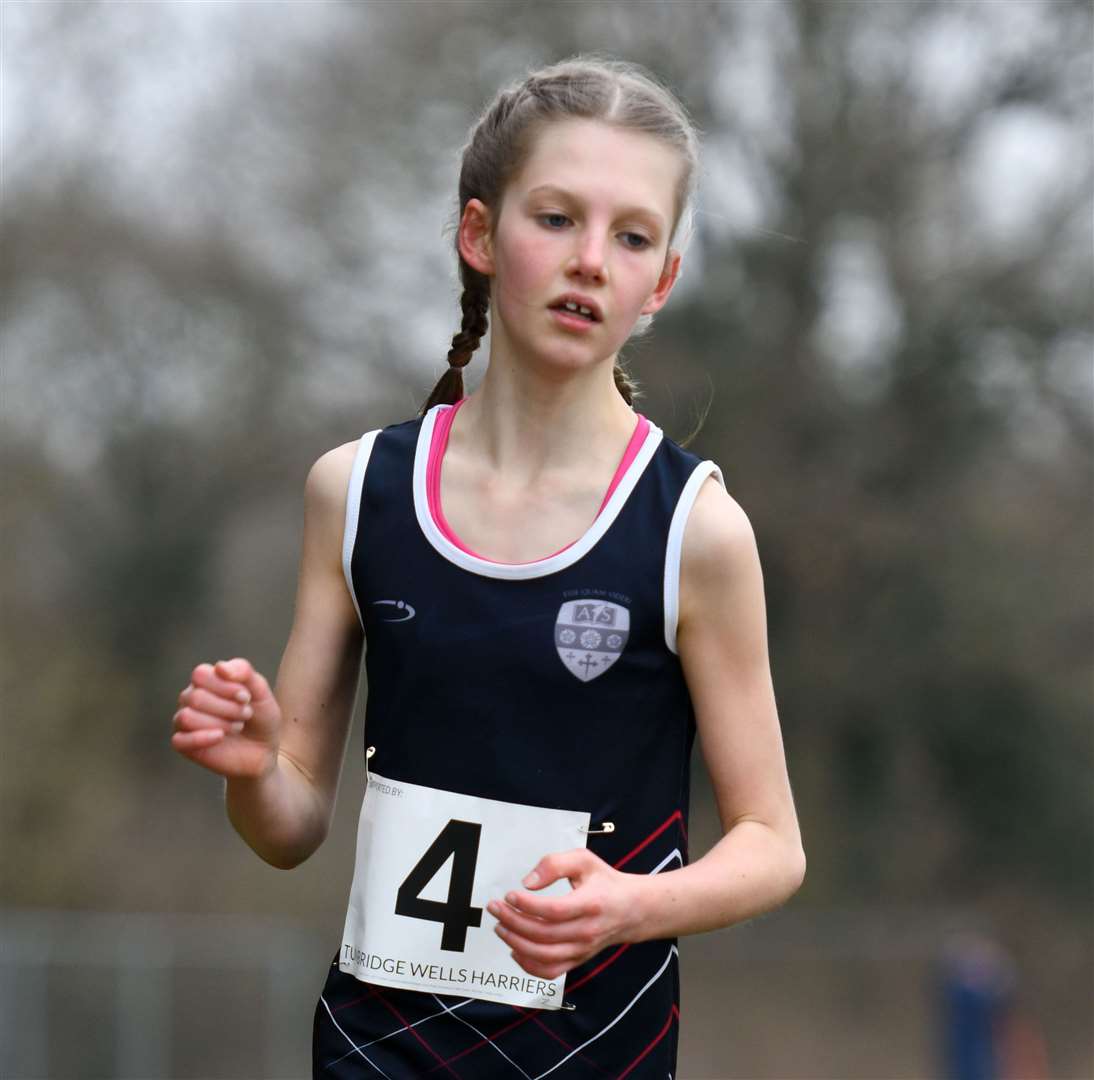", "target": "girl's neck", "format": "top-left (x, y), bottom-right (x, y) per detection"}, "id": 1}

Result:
top-left (450, 362), bottom-right (638, 487)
